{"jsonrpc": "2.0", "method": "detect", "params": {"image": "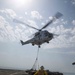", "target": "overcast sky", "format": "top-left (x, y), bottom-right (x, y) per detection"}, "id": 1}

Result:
top-left (0, 0), bottom-right (75, 73)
